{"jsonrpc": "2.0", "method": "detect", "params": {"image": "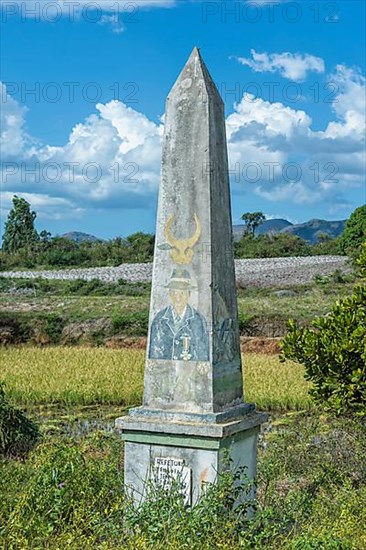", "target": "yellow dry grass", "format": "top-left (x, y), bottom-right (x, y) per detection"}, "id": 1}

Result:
top-left (0, 347), bottom-right (311, 411)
